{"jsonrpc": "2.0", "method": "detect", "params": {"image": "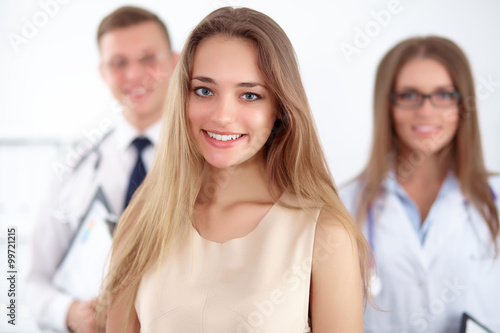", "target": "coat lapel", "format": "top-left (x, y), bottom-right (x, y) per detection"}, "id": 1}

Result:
top-left (421, 187), bottom-right (468, 268)
top-left (375, 192), bottom-right (428, 271)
